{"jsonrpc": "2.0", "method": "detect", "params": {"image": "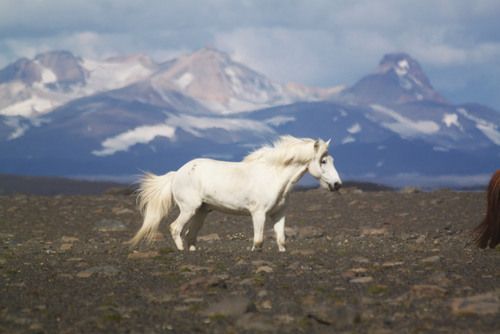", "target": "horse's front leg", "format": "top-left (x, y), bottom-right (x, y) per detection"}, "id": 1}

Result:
top-left (251, 211), bottom-right (266, 251)
top-left (273, 214), bottom-right (286, 252)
